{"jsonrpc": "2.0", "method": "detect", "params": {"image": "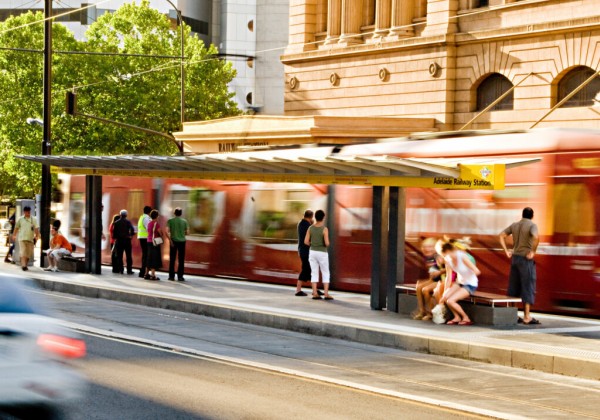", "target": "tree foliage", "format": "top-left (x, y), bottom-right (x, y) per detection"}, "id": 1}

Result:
top-left (0, 0), bottom-right (240, 198)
